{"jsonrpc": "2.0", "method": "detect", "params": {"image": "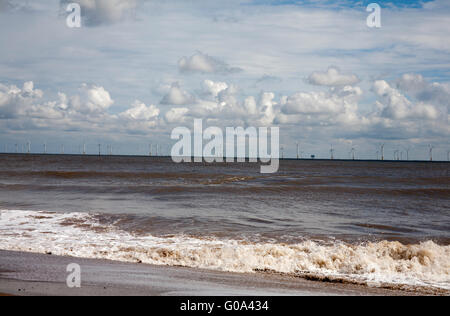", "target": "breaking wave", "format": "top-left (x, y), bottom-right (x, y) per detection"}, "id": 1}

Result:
top-left (0, 209), bottom-right (449, 293)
